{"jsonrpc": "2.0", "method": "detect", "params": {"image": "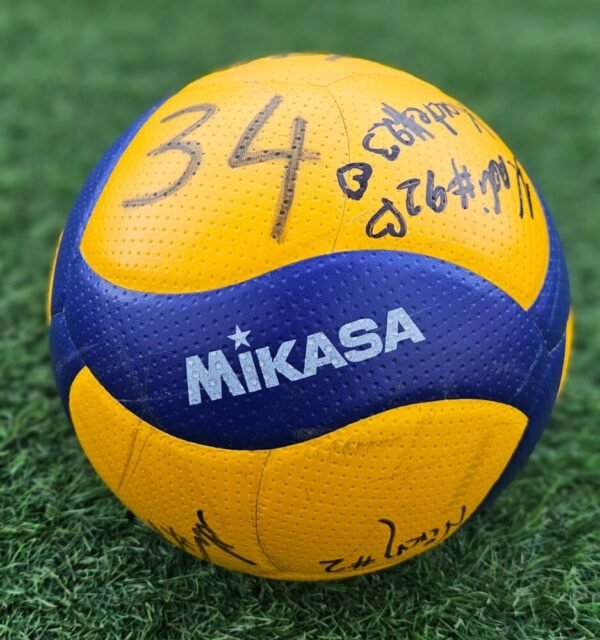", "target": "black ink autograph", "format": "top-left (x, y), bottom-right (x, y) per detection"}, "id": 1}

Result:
top-left (363, 101), bottom-right (494, 162)
top-left (147, 509), bottom-right (256, 566)
top-left (192, 509), bottom-right (256, 565)
top-left (363, 154), bottom-right (533, 239)
top-left (379, 504), bottom-right (466, 560)
top-left (319, 505), bottom-right (467, 574)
